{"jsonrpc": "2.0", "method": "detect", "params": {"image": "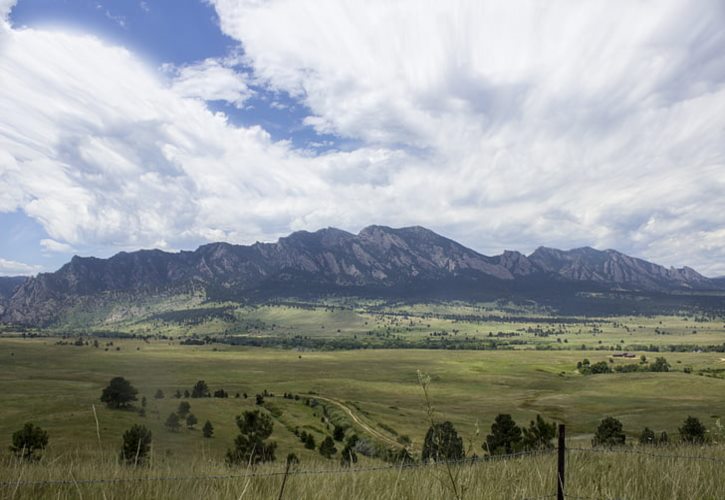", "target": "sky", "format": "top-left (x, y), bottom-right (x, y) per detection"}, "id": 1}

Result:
top-left (1, 0), bottom-right (724, 277)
